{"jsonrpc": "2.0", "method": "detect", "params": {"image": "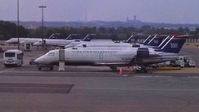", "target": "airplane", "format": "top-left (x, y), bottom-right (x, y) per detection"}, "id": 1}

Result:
top-left (34, 35), bottom-right (188, 71)
top-left (6, 37), bottom-right (41, 44)
top-left (33, 34), bottom-right (139, 48)
top-left (33, 33), bottom-right (115, 47)
top-left (5, 33), bottom-right (61, 44)
top-left (65, 34), bottom-right (136, 48)
top-left (65, 34), bottom-right (169, 49)
top-left (34, 34), bottom-right (135, 48)
top-left (33, 34), bottom-right (94, 47)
